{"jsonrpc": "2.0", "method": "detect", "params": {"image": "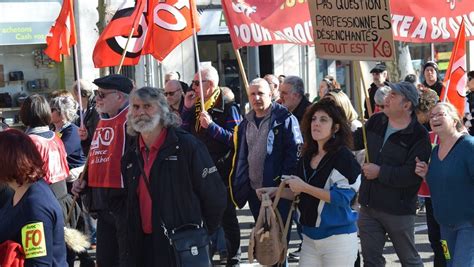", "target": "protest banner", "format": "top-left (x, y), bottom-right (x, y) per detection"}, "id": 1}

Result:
top-left (222, 0), bottom-right (313, 49)
top-left (308, 0), bottom-right (395, 61)
top-left (390, 0), bottom-right (474, 43)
